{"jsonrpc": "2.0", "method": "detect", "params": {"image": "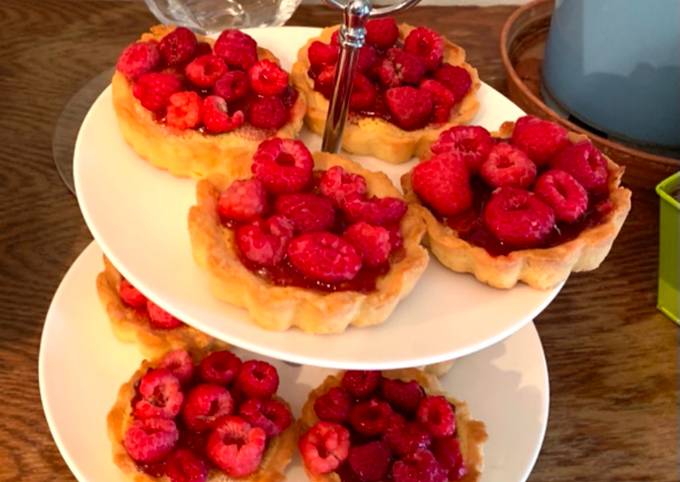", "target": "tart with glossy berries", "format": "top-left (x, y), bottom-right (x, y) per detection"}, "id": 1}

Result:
top-left (108, 348), bottom-right (297, 482)
top-left (401, 116), bottom-right (632, 289)
top-left (299, 369), bottom-right (486, 482)
top-left (112, 25), bottom-right (306, 178)
top-left (188, 137), bottom-right (428, 334)
top-left (291, 18), bottom-right (480, 164)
